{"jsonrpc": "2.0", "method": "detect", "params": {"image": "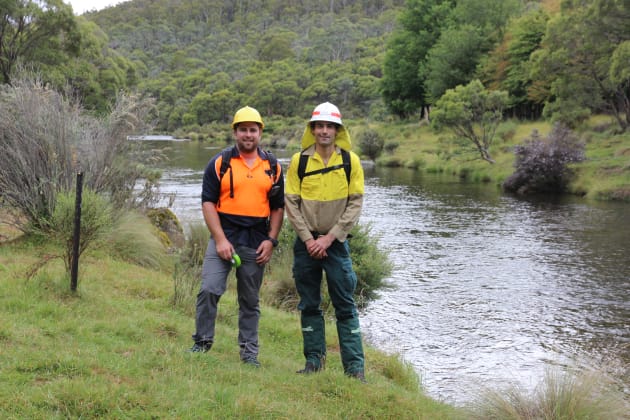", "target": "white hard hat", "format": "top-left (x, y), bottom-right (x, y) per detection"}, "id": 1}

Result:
top-left (310, 102), bottom-right (343, 126)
